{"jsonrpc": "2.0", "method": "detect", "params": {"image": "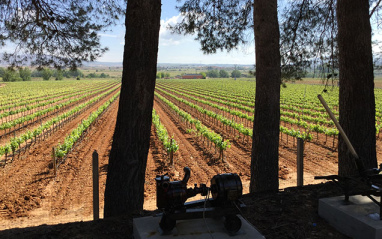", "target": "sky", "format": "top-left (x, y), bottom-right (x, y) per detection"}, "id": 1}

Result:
top-left (97, 1), bottom-right (256, 65)
top-left (4, 1), bottom-right (380, 66)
